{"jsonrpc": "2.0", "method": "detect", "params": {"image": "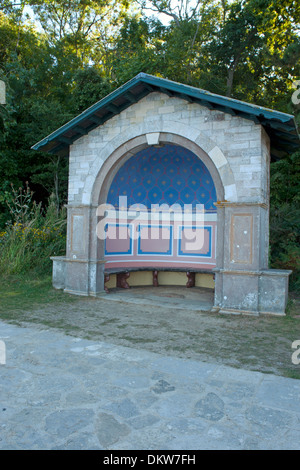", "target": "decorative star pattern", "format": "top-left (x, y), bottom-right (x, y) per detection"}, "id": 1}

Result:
top-left (107, 144), bottom-right (217, 211)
